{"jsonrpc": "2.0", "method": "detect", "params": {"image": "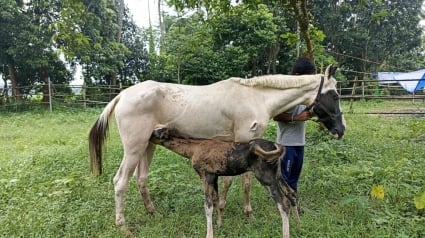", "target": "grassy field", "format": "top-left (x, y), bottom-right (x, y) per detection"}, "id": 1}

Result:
top-left (0, 101), bottom-right (424, 237)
